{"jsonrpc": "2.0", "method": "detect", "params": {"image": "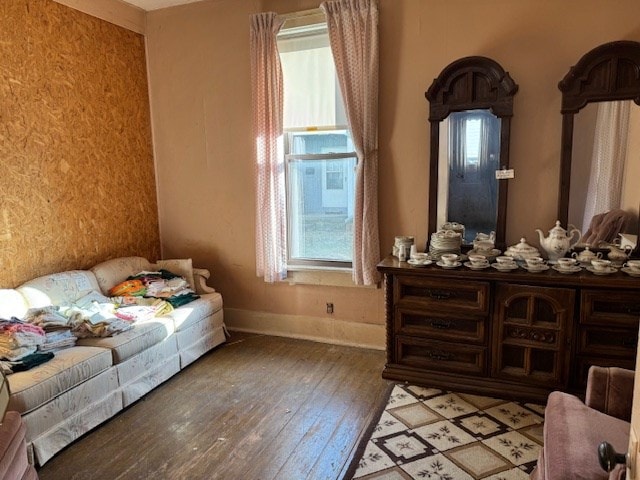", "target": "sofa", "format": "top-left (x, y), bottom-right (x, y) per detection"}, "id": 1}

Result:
top-left (0, 256), bottom-right (226, 466)
top-left (531, 366), bottom-right (632, 480)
